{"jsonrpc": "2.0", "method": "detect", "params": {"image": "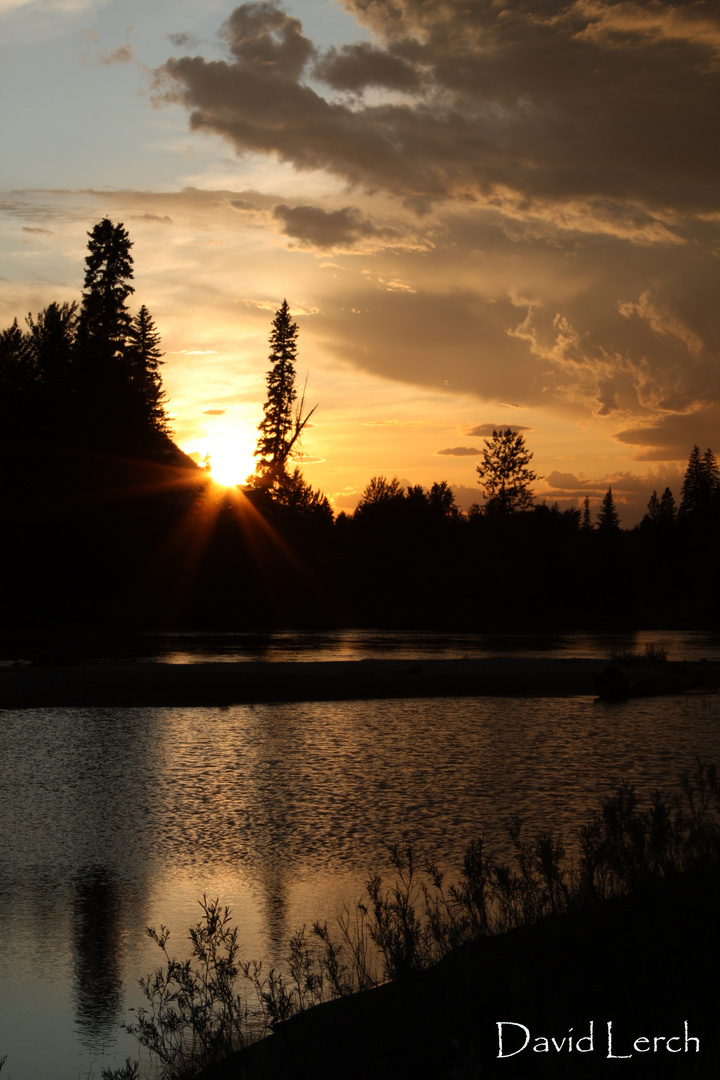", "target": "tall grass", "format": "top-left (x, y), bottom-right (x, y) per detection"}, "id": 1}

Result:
top-left (610, 642), bottom-right (668, 665)
top-left (106, 760), bottom-right (720, 1080)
